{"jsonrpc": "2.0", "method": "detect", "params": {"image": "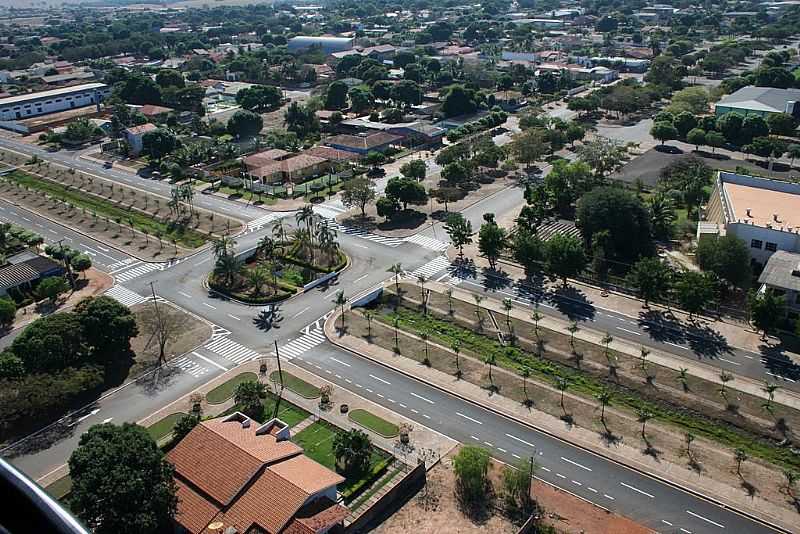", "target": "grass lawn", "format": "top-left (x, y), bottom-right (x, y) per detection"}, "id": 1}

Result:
top-left (292, 420), bottom-right (390, 497)
top-left (146, 412), bottom-right (186, 442)
top-left (270, 371), bottom-right (320, 399)
top-left (4, 170), bottom-right (208, 248)
top-left (44, 475), bottom-right (72, 500)
top-left (206, 372), bottom-right (258, 404)
top-left (348, 409), bottom-right (399, 438)
top-left (261, 392), bottom-right (310, 427)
